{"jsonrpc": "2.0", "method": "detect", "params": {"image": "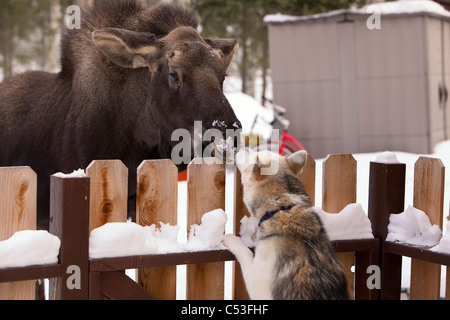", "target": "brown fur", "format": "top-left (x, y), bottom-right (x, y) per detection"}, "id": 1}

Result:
top-left (0, 1), bottom-right (240, 229)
